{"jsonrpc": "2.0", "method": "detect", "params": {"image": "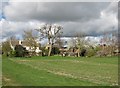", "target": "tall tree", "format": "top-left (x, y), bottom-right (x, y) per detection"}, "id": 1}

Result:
top-left (36, 24), bottom-right (63, 56)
